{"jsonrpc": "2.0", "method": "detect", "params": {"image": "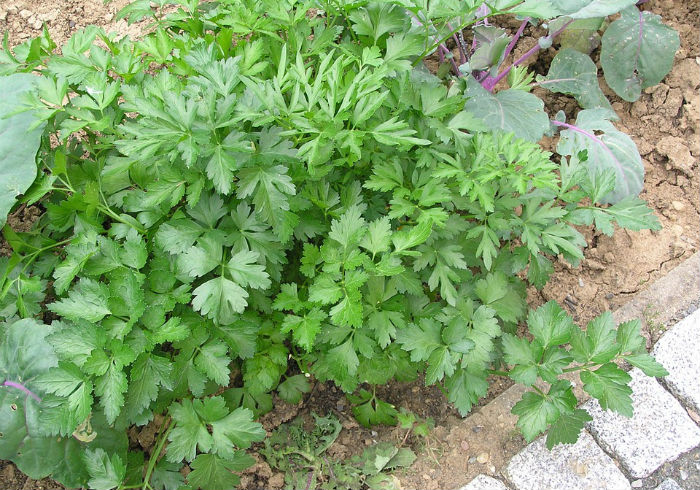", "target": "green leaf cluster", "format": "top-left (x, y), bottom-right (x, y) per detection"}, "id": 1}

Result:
top-left (507, 302), bottom-right (667, 449)
top-left (0, 0), bottom-right (671, 487)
